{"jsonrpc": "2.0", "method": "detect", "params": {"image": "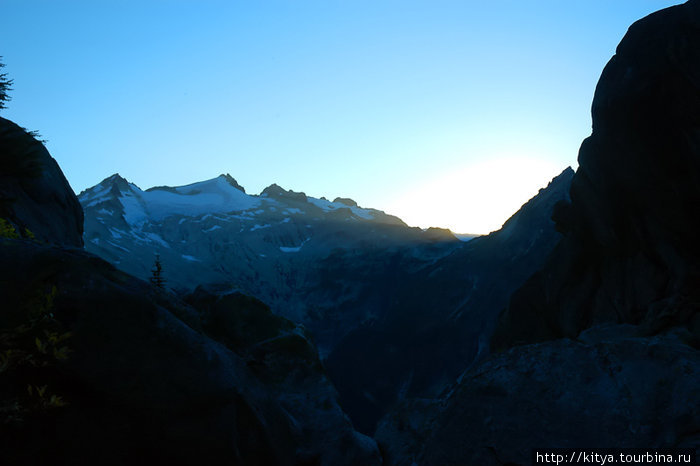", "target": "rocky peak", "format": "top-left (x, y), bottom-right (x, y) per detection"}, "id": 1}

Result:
top-left (261, 183), bottom-right (308, 202)
top-left (220, 173), bottom-right (245, 193)
top-left (332, 197), bottom-right (357, 207)
top-left (103, 173), bottom-right (131, 192)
